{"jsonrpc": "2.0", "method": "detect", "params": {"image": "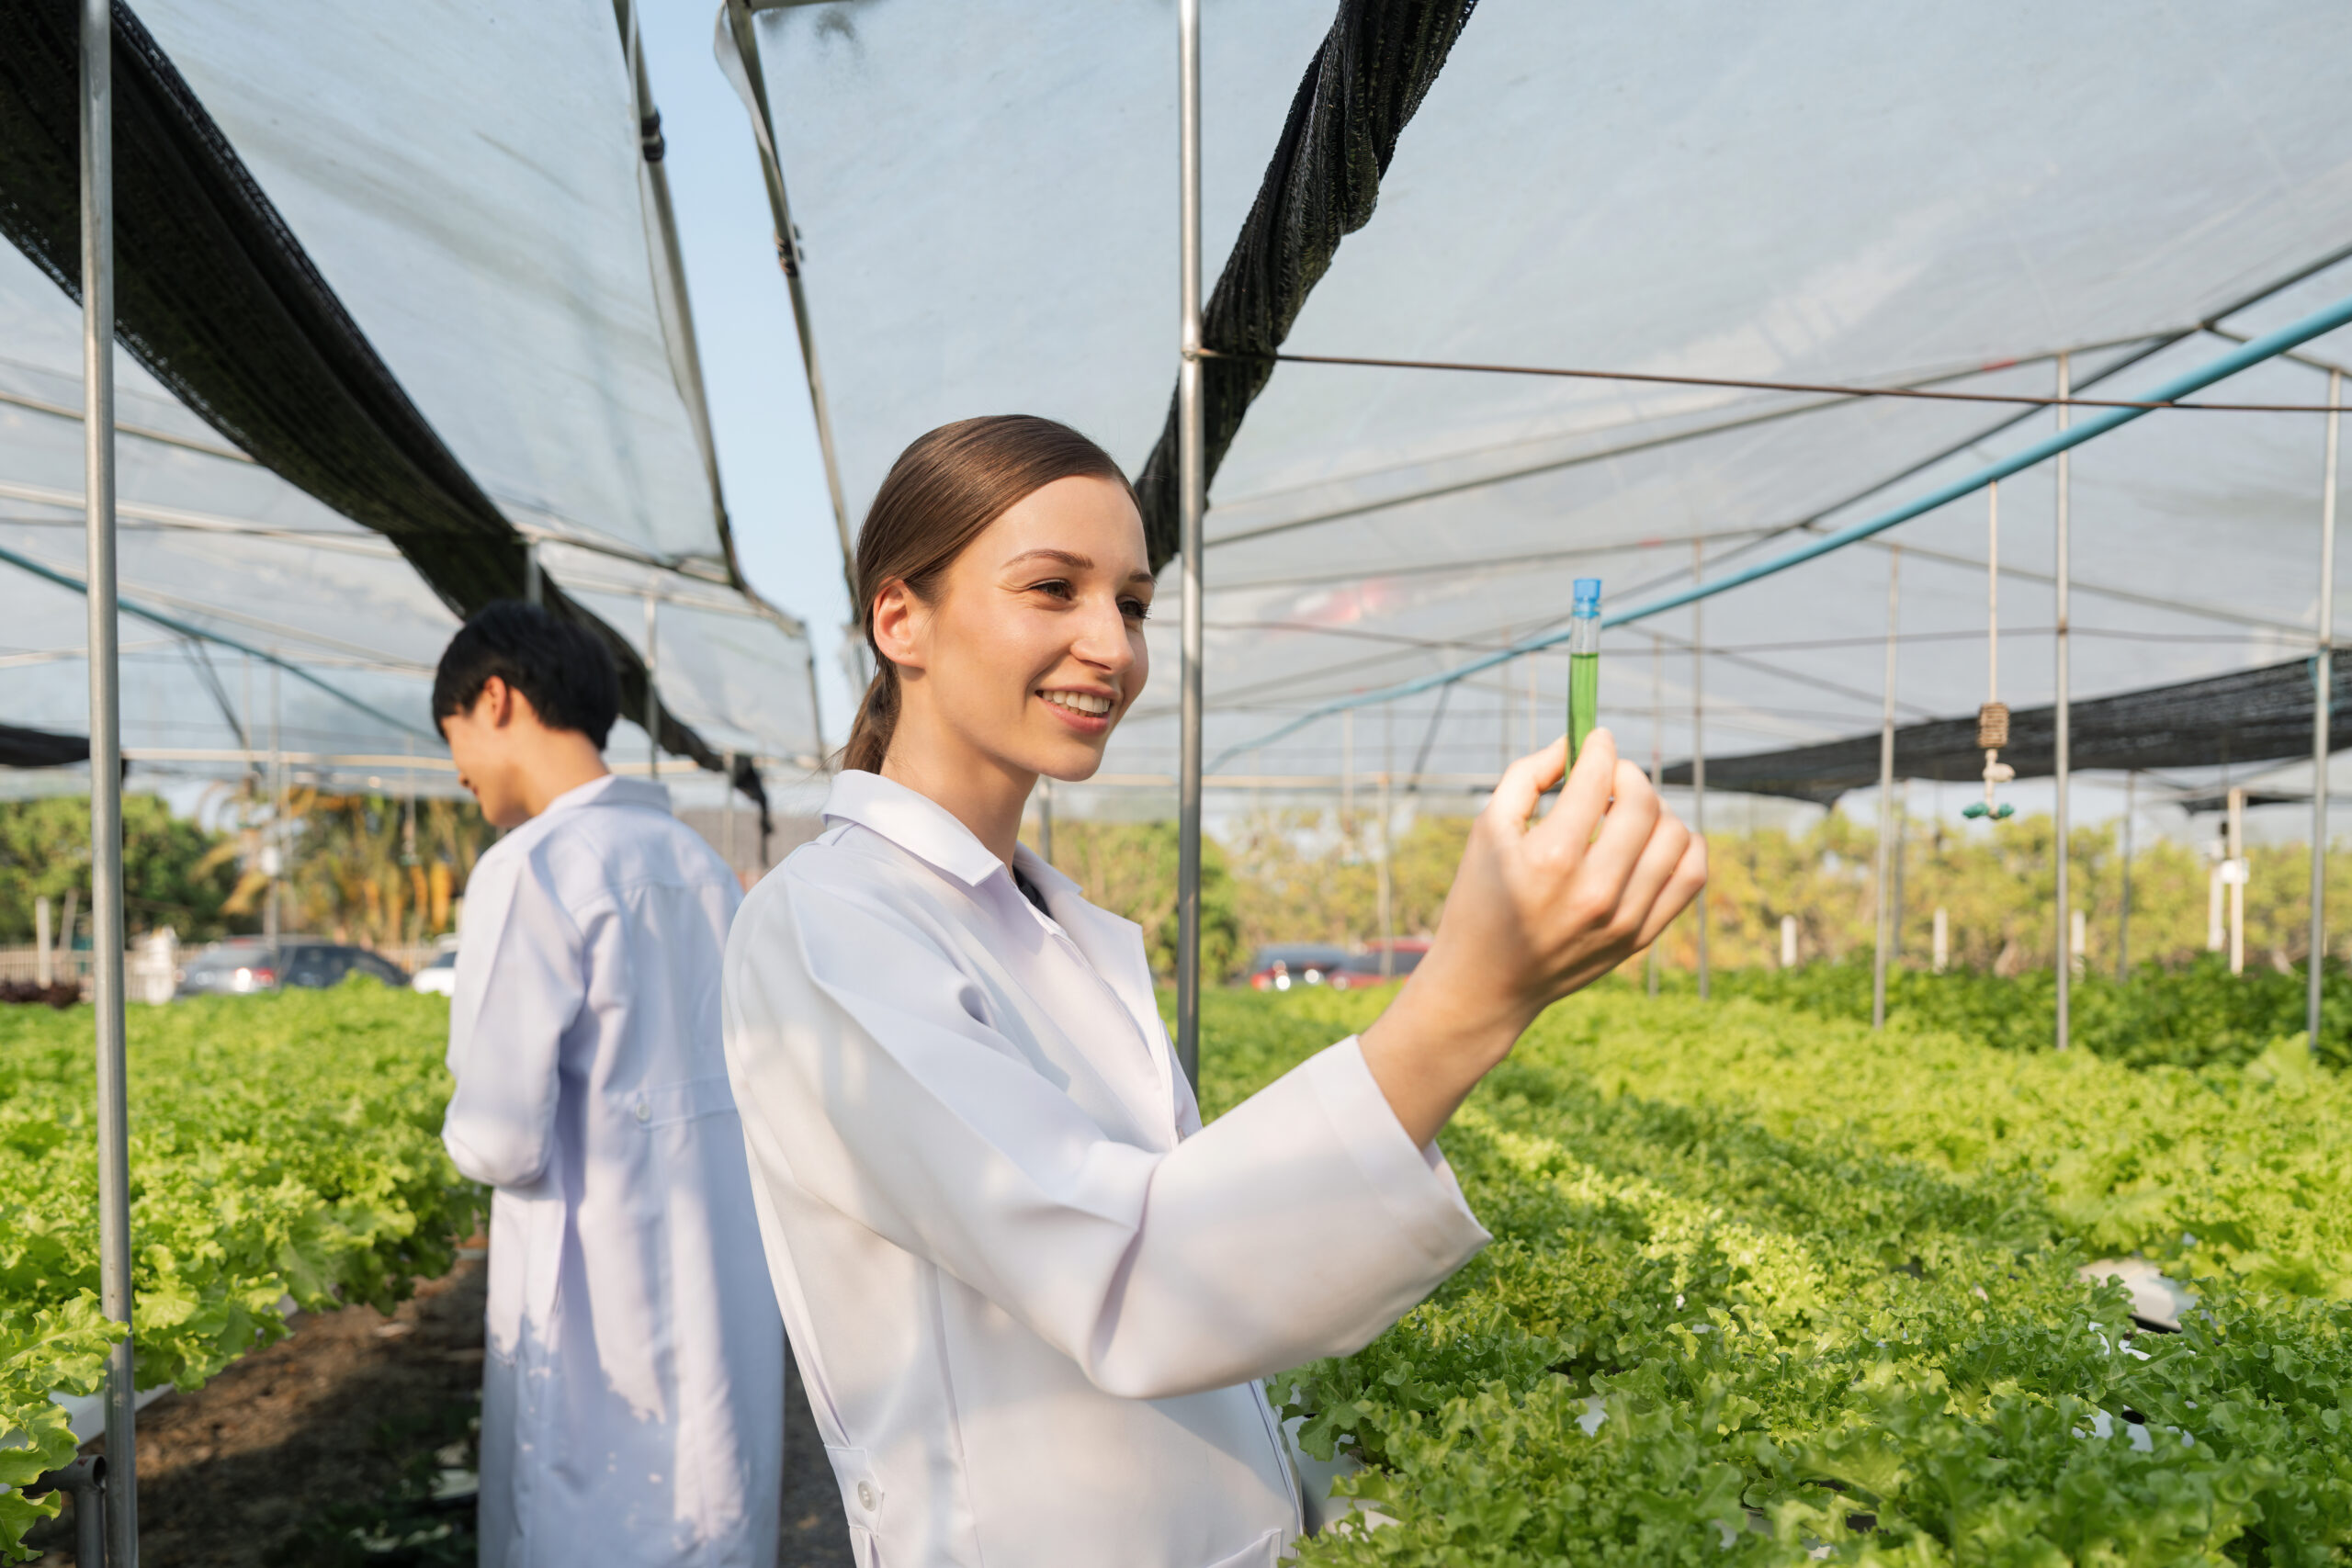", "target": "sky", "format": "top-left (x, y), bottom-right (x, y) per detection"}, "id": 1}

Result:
top-left (638, 1), bottom-right (855, 750)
